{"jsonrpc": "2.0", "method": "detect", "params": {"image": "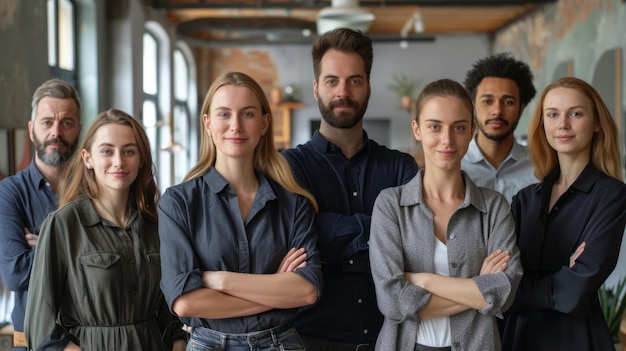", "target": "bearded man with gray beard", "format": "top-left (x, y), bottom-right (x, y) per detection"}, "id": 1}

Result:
top-left (0, 79), bottom-right (82, 351)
